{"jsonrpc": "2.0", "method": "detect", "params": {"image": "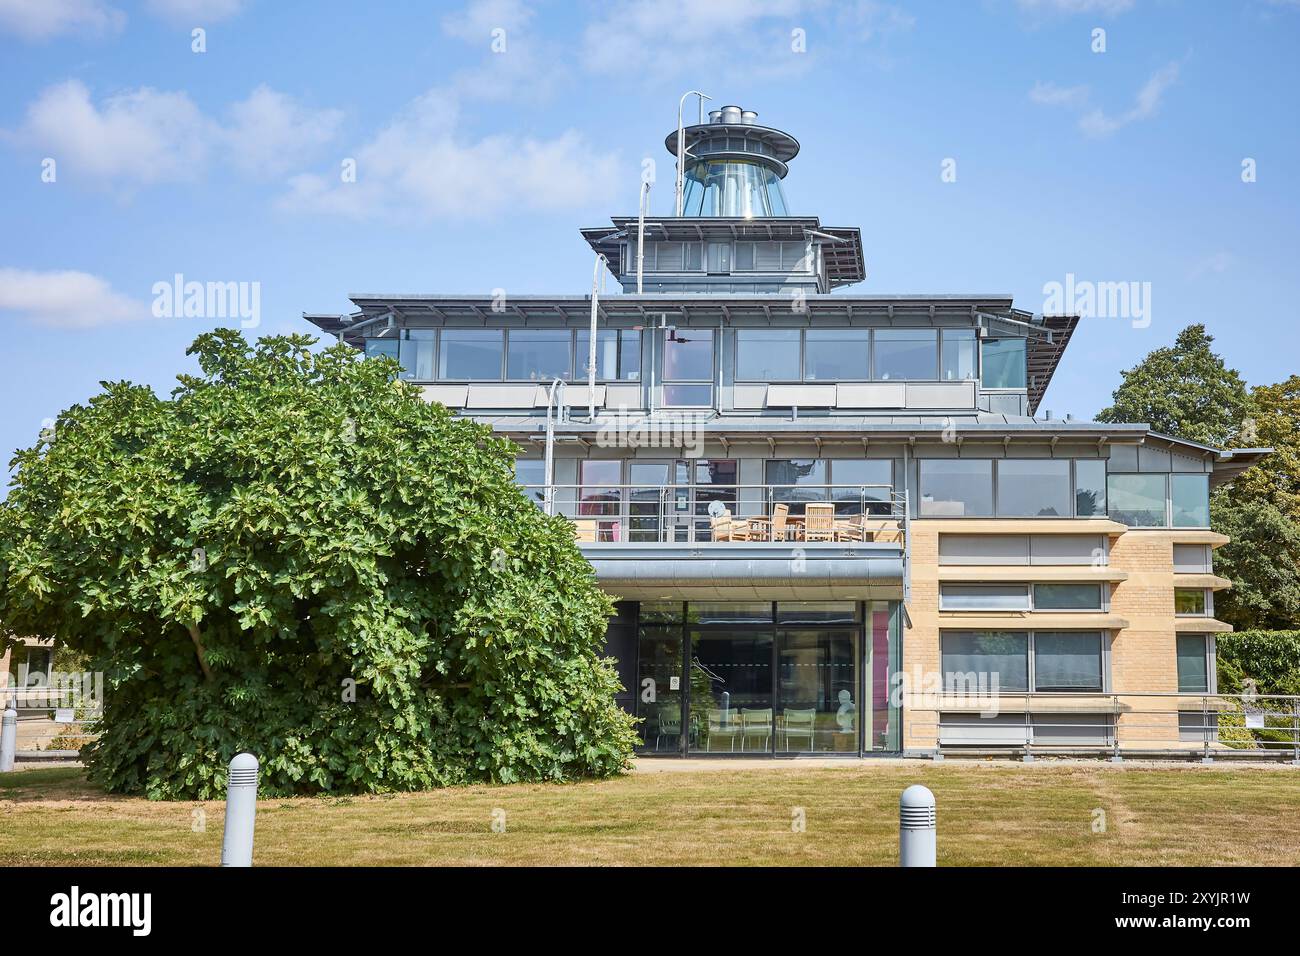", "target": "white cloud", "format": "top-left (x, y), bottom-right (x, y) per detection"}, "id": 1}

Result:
top-left (1078, 60), bottom-right (1180, 137)
top-left (11, 79), bottom-right (341, 187)
top-left (16, 80), bottom-right (216, 185)
top-left (441, 0), bottom-right (534, 42)
top-left (0, 0), bottom-right (124, 41)
top-left (1015, 0), bottom-right (1134, 14)
top-left (1028, 81), bottom-right (1090, 108)
top-left (225, 85), bottom-right (344, 178)
top-left (143, 0), bottom-right (245, 22)
top-left (0, 267), bottom-right (145, 328)
top-left (279, 85), bottom-right (620, 222)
